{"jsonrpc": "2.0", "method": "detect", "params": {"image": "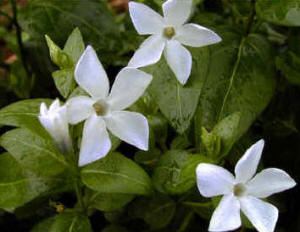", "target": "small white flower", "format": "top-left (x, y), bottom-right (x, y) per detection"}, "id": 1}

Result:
top-left (66, 46), bottom-right (152, 167)
top-left (128, 0), bottom-right (221, 85)
top-left (196, 139), bottom-right (296, 232)
top-left (39, 99), bottom-right (72, 153)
